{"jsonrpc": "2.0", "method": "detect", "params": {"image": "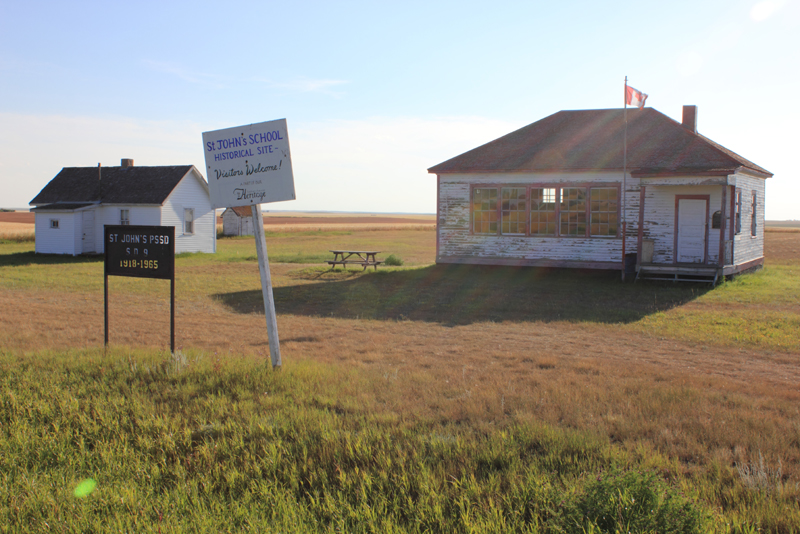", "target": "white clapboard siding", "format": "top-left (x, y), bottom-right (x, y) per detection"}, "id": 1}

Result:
top-left (732, 172), bottom-right (766, 266)
top-left (34, 211), bottom-right (79, 255)
top-left (94, 205), bottom-right (162, 253)
top-left (641, 184), bottom-right (722, 265)
top-left (162, 168), bottom-right (215, 254)
top-left (222, 209), bottom-right (240, 236)
top-left (222, 209), bottom-right (254, 236)
top-left (437, 172), bottom-right (634, 267)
